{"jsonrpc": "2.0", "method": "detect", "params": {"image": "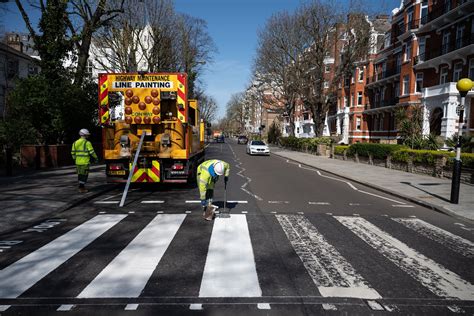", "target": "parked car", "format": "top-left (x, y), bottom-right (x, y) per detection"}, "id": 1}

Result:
top-left (237, 135), bottom-right (248, 144)
top-left (246, 140), bottom-right (270, 155)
